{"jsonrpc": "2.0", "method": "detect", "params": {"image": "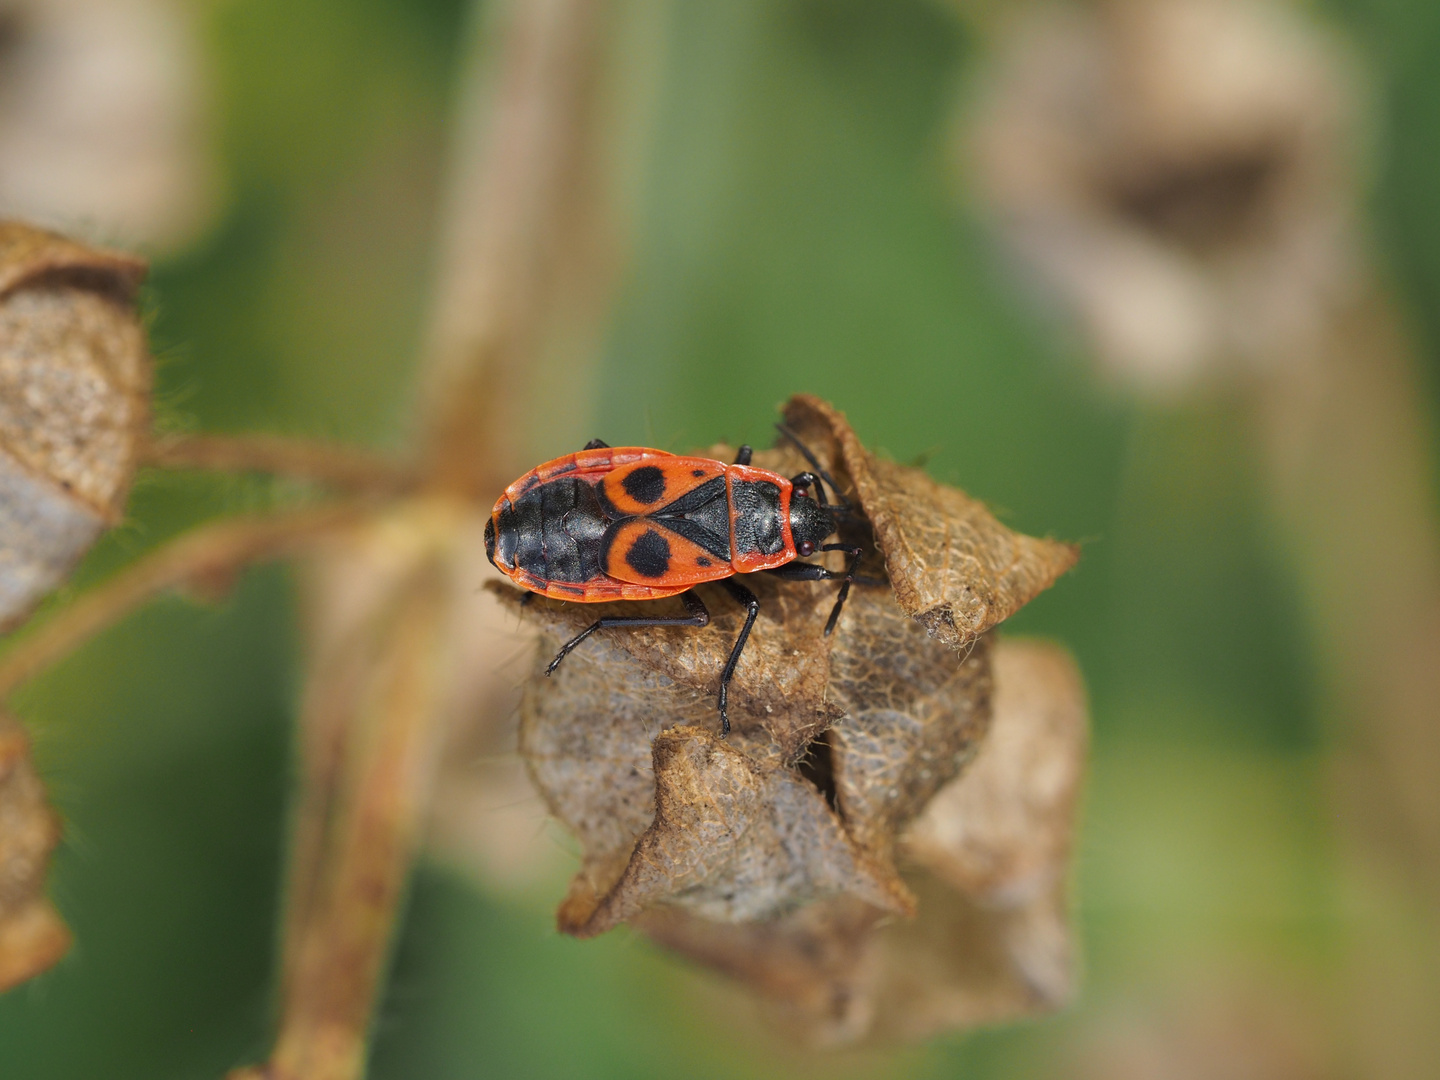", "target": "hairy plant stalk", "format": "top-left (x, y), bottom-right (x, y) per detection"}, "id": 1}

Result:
top-left (0, 504), bottom-right (365, 702)
top-left (278, 538), bottom-right (437, 997)
top-left (237, 0), bottom-right (624, 1074)
top-left (416, 0), bottom-right (607, 497)
top-left (143, 434), bottom-right (412, 493)
top-left (232, 561), bottom-right (451, 1080)
top-left (1253, 286), bottom-right (1440, 1079)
